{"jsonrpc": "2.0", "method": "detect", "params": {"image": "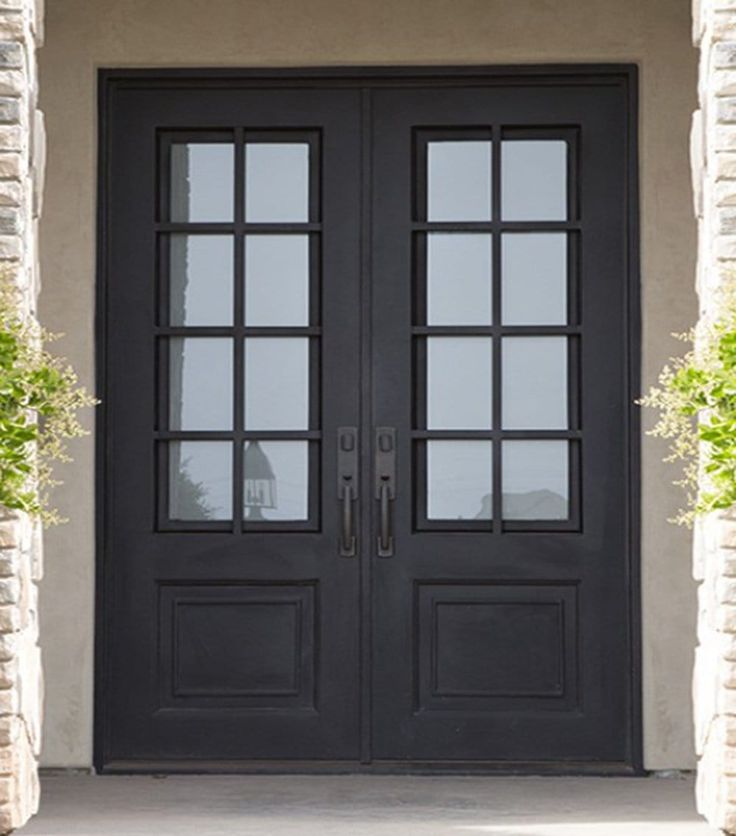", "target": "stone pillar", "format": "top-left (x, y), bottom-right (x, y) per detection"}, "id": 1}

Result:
top-left (692, 2), bottom-right (736, 832)
top-left (0, 0), bottom-right (43, 833)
